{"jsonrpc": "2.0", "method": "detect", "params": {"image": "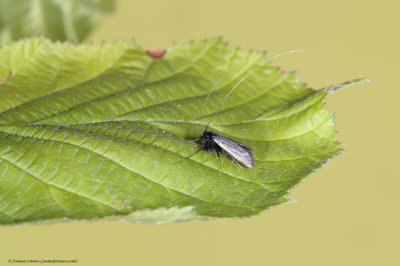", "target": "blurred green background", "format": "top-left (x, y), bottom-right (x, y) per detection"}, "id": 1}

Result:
top-left (1, 0), bottom-right (398, 265)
